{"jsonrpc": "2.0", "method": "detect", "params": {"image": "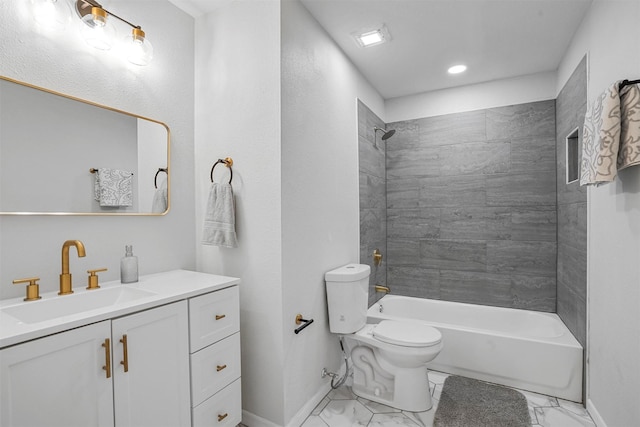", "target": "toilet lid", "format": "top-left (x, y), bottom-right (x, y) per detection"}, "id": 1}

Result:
top-left (373, 320), bottom-right (442, 347)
